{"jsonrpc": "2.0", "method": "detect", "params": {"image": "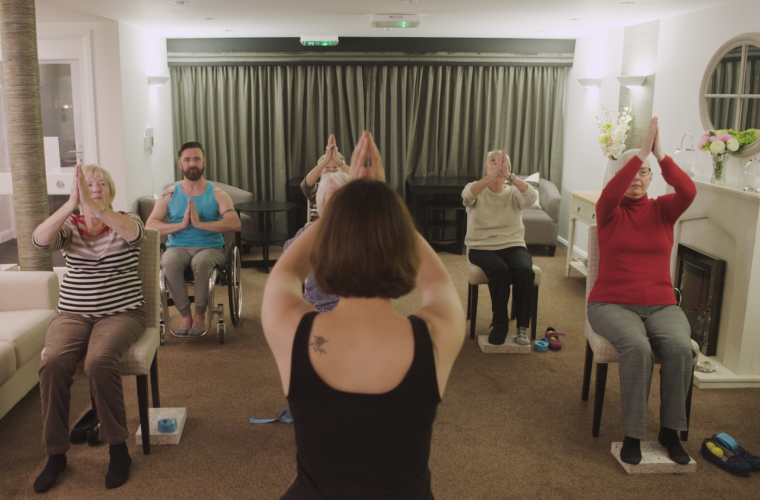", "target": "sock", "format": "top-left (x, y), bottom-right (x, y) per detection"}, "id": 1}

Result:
top-left (33, 453), bottom-right (67, 493)
top-left (658, 427), bottom-right (690, 465)
top-left (620, 436), bottom-right (642, 465)
top-left (105, 442), bottom-right (132, 489)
